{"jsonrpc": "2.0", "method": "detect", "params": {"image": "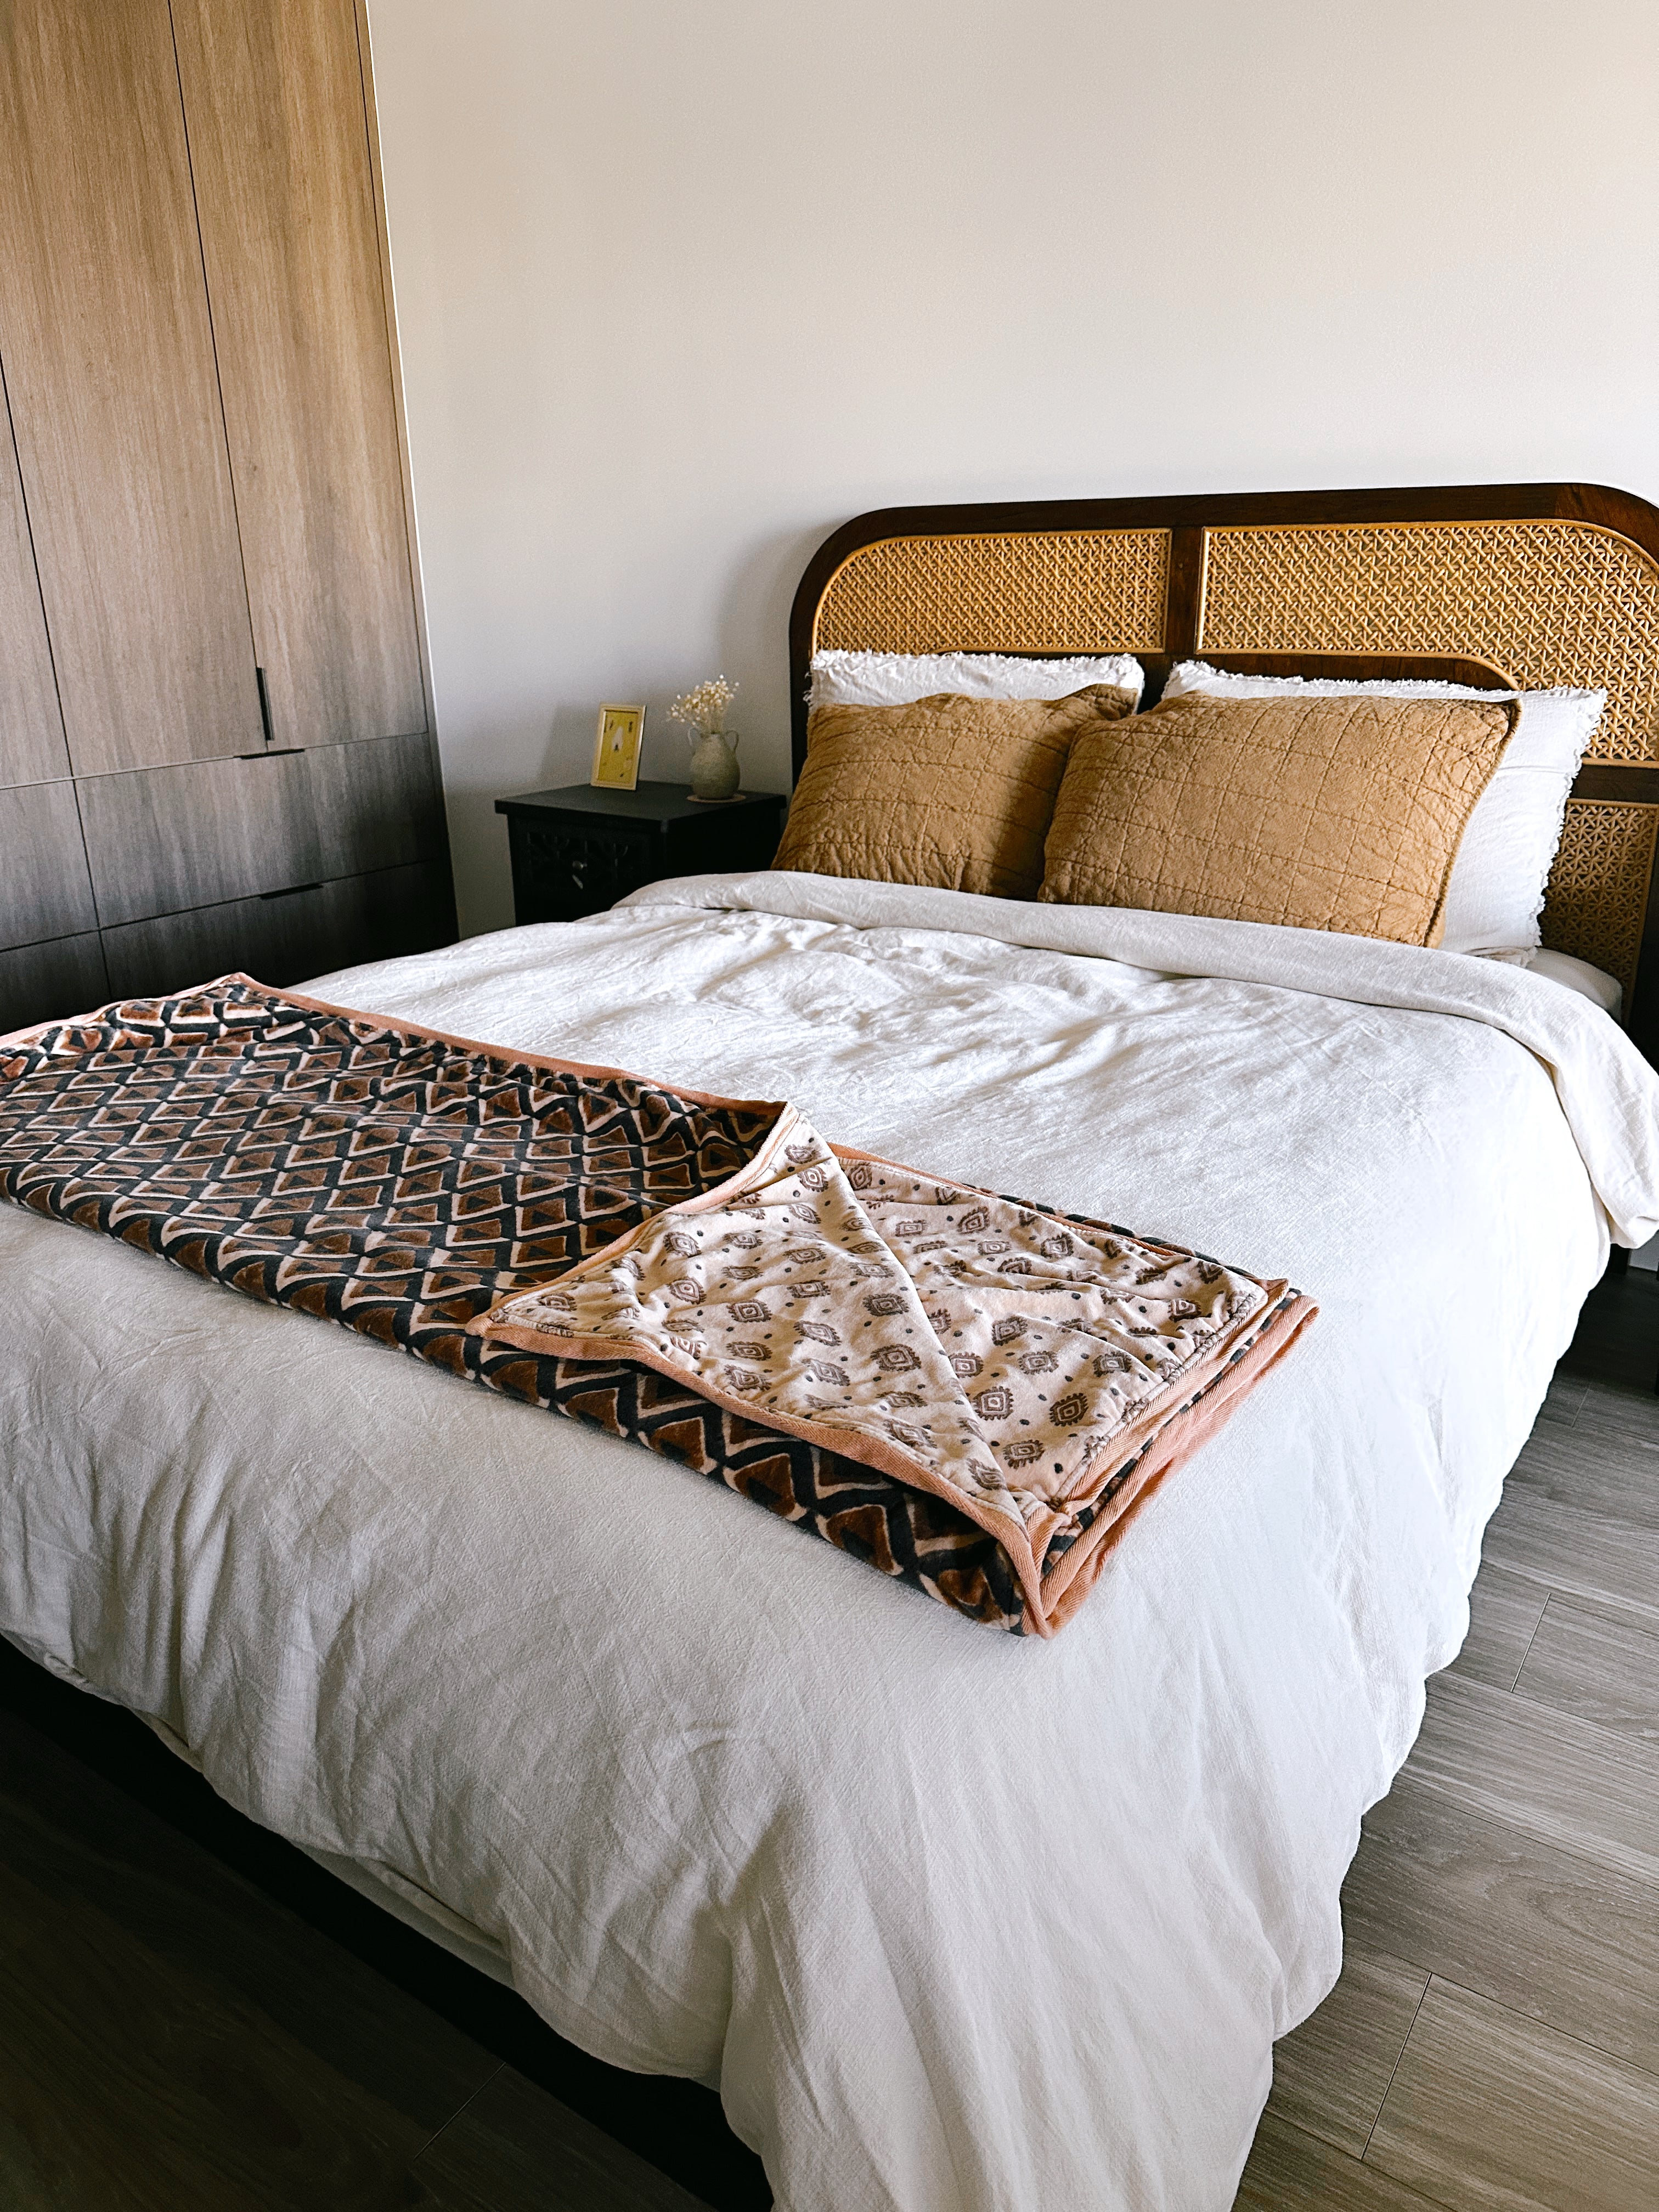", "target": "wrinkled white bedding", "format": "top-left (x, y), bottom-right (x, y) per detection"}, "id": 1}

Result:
top-left (5, 874), bottom-right (1658, 2212)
